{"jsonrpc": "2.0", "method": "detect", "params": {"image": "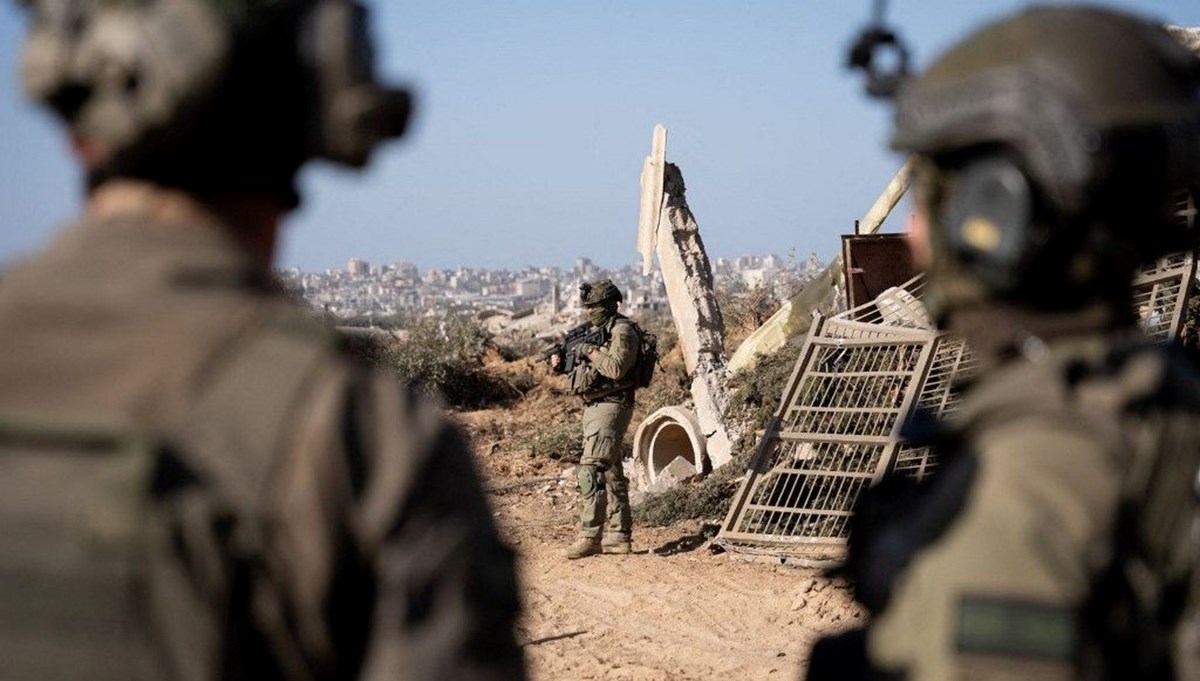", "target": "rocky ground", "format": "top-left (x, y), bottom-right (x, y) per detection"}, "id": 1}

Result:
top-left (455, 368), bottom-right (863, 681)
